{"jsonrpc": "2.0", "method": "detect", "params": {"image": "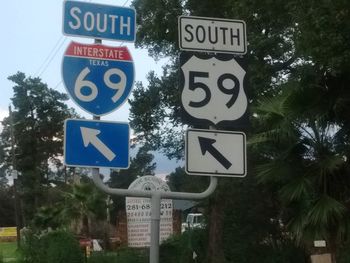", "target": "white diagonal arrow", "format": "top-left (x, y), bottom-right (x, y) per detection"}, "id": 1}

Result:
top-left (80, 127), bottom-right (116, 161)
